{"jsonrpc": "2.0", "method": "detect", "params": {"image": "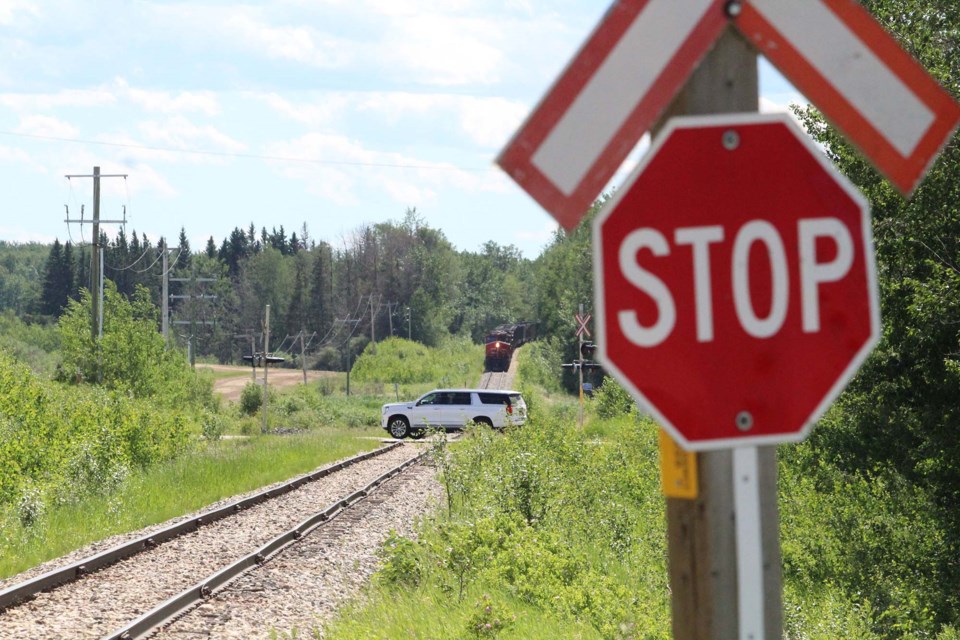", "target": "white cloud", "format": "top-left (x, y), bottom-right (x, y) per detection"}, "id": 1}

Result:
top-left (222, 13), bottom-right (353, 68)
top-left (0, 143), bottom-right (44, 173)
top-left (246, 92), bottom-right (351, 127)
top-left (376, 14), bottom-right (505, 86)
top-left (0, 88), bottom-right (116, 111)
top-left (114, 78), bottom-right (221, 116)
top-left (263, 131), bottom-right (491, 206)
top-left (138, 116), bottom-right (247, 154)
top-left (16, 114), bottom-right (78, 139)
top-left (457, 96), bottom-right (528, 148)
top-left (0, 0), bottom-right (39, 26)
